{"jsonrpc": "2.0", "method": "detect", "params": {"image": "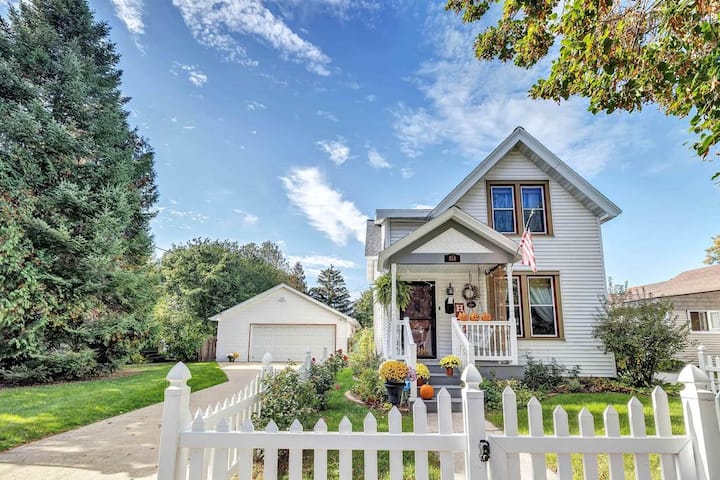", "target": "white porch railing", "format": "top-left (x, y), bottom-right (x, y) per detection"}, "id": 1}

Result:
top-left (392, 316), bottom-right (417, 400)
top-left (458, 320), bottom-right (513, 362)
top-left (451, 316), bottom-right (474, 369)
top-left (698, 344), bottom-right (720, 393)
